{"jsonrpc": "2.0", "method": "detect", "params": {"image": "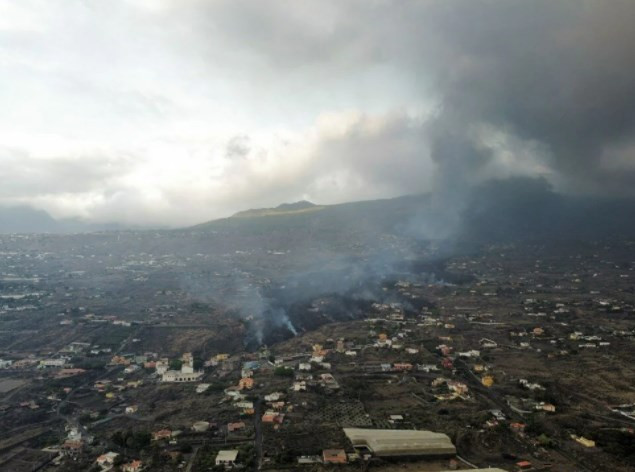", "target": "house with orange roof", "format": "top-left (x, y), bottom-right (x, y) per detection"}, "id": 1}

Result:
top-left (152, 429), bottom-right (172, 441)
top-left (323, 449), bottom-right (347, 464)
top-left (122, 460), bottom-right (144, 472)
top-left (238, 377), bottom-right (254, 390)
